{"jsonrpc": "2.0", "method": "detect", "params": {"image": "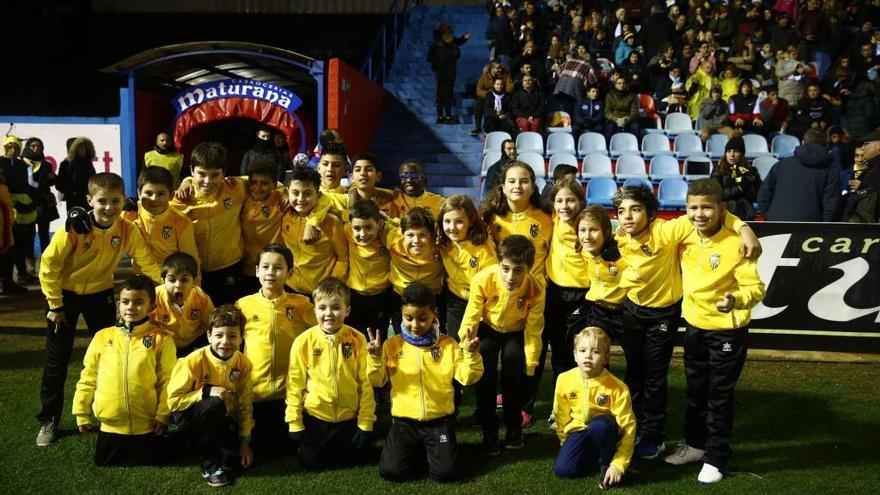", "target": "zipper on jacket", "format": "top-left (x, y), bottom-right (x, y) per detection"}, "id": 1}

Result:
top-left (330, 337), bottom-right (339, 420)
top-left (124, 332), bottom-right (133, 434)
top-left (418, 349), bottom-right (427, 420)
top-left (270, 299), bottom-right (277, 394)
